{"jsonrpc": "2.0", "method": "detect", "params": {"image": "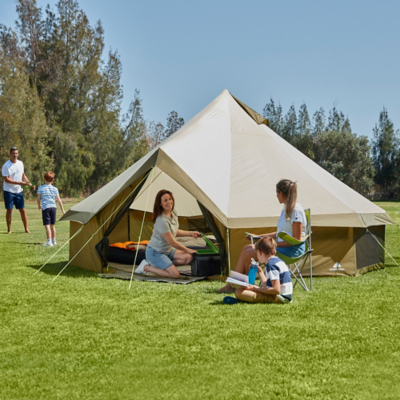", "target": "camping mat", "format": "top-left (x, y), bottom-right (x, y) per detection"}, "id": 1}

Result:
top-left (98, 270), bottom-right (206, 284)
